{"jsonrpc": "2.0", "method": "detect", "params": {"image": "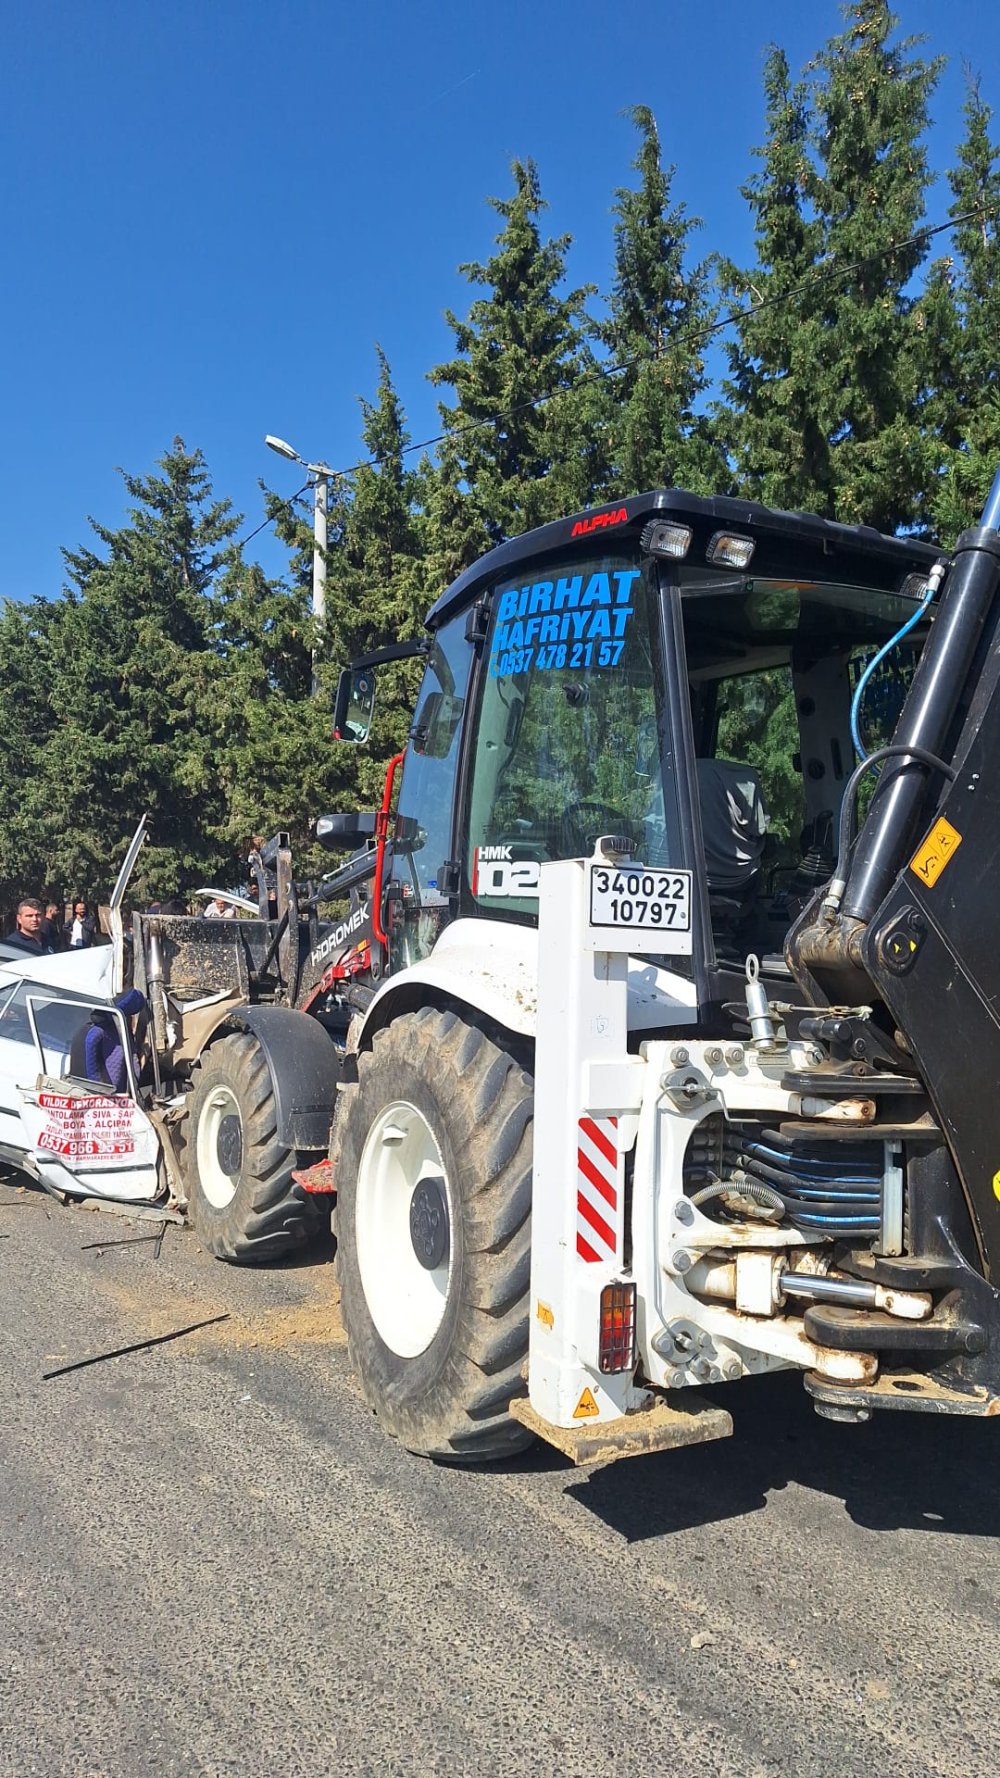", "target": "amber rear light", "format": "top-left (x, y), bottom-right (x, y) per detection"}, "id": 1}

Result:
top-left (599, 1281), bottom-right (637, 1374)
